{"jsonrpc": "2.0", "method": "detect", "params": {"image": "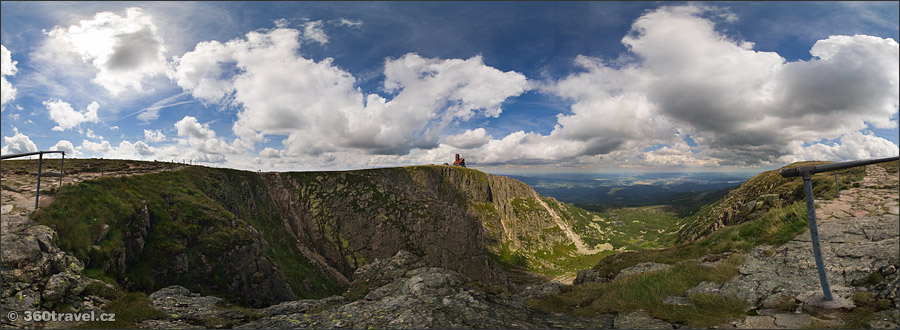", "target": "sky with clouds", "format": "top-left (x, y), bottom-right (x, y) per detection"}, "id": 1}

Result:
top-left (1, 1), bottom-right (898, 174)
